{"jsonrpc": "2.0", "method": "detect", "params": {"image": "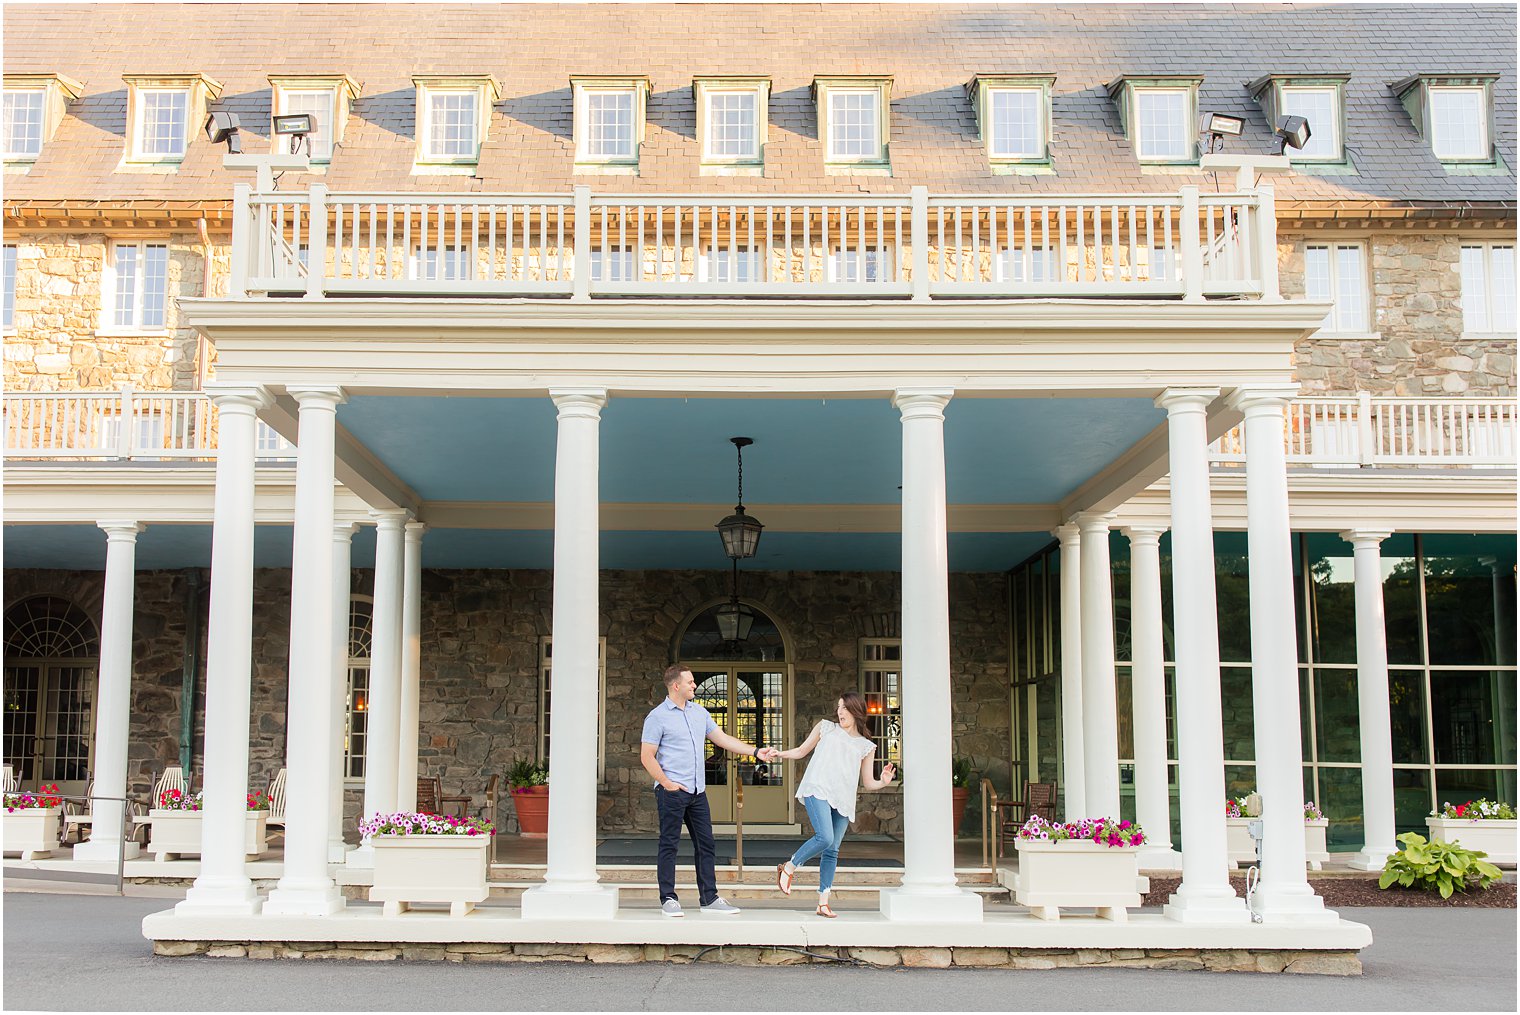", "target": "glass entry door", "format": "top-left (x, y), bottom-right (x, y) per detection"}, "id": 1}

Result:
top-left (689, 666), bottom-right (790, 825)
top-left (2, 662), bottom-right (95, 795)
